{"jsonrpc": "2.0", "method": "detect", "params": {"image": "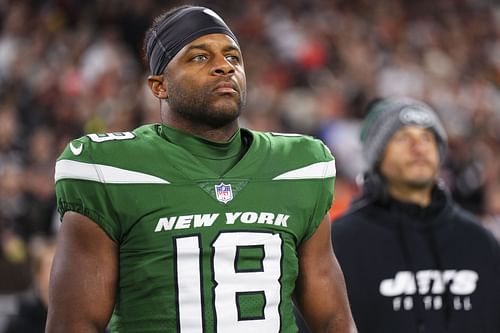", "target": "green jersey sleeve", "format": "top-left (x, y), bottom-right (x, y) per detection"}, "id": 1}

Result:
top-left (54, 132), bottom-right (143, 243)
top-left (303, 139), bottom-right (335, 241)
top-left (261, 132), bottom-right (336, 243)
